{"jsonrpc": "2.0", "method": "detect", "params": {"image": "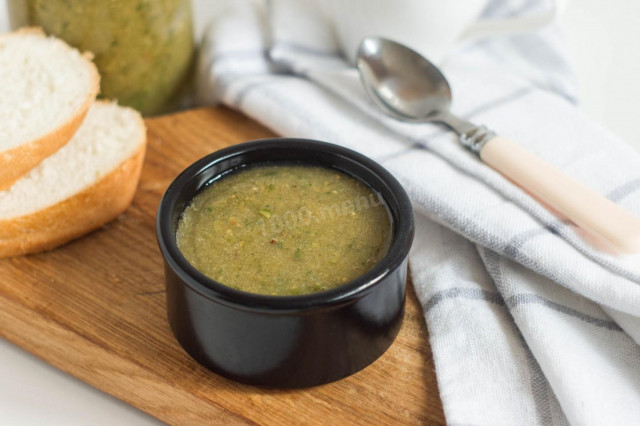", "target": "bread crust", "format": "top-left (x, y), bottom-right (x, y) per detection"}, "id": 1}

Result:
top-left (0, 27), bottom-right (100, 191)
top-left (0, 140), bottom-right (147, 258)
